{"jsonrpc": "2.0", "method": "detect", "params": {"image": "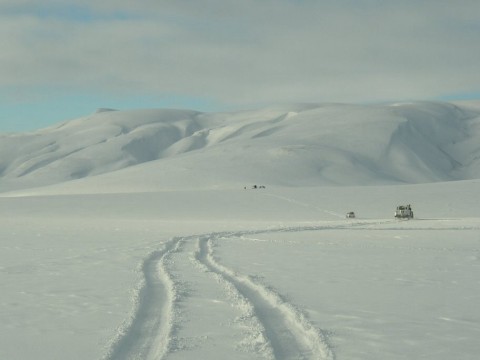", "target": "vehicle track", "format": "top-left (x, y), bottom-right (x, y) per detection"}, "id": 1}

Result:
top-left (107, 221), bottom-right (405, 360)
top-left (103, 236), bottom-right (185, 360)
top-left (196, 233), bottom-right (335, 360)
